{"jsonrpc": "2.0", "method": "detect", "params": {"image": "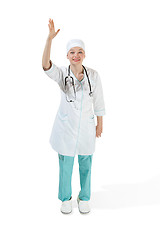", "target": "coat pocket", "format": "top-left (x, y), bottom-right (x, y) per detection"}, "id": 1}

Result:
top-left (88, 114), bottom-right (96, 137)
top-left (88, 114), bottom-right (95, 123)
top-left (58, 111), bottom-right (68, 121)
